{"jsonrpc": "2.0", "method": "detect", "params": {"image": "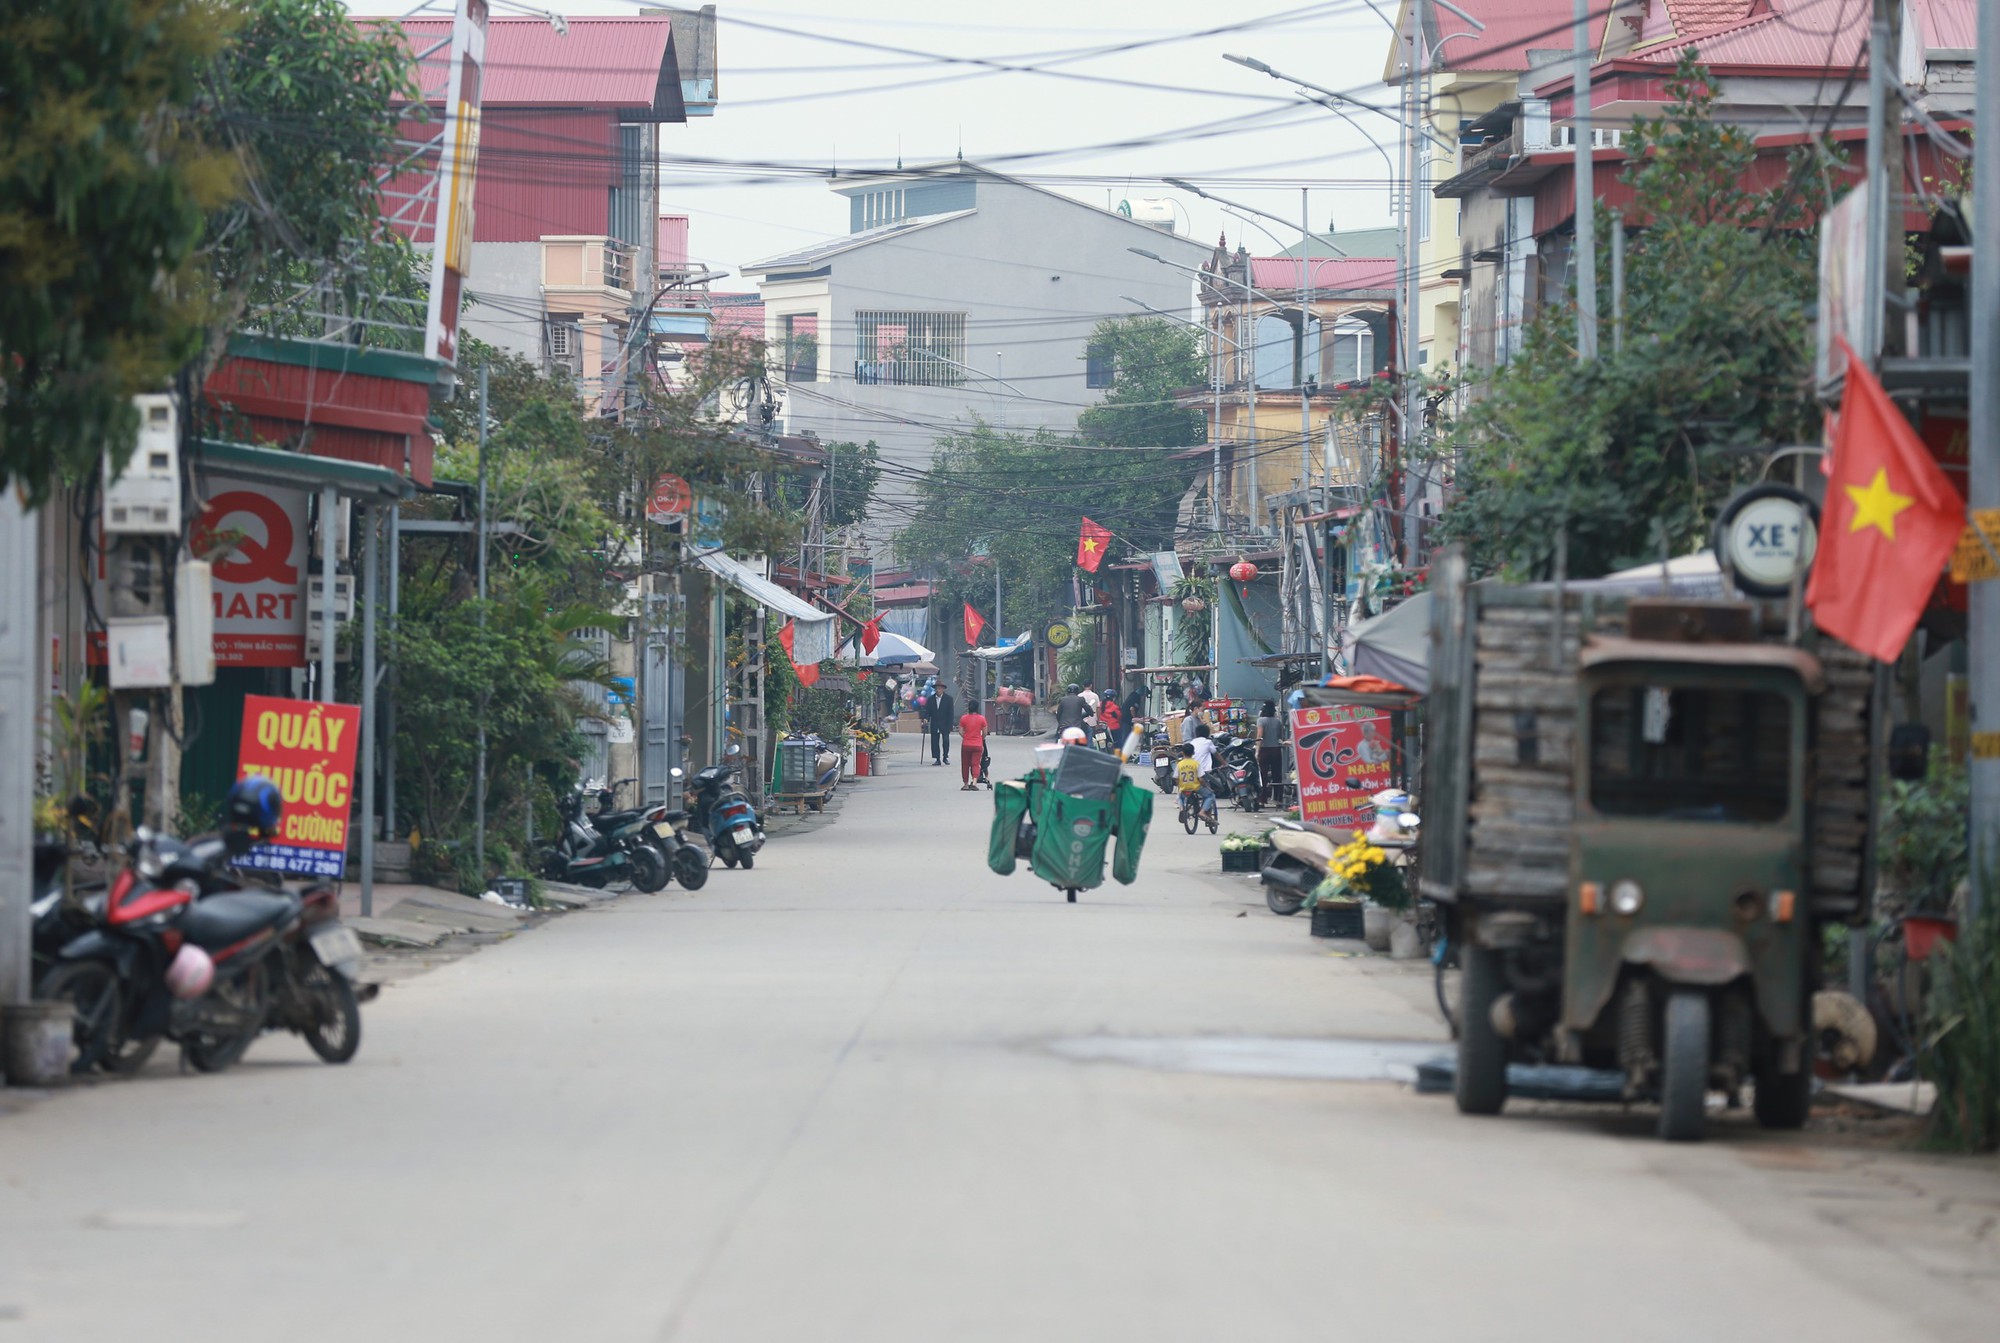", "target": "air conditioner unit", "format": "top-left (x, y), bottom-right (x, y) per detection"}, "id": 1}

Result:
top-left (103, 394), bottom-right (181, 536)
